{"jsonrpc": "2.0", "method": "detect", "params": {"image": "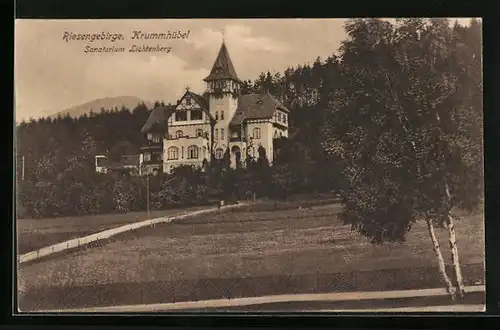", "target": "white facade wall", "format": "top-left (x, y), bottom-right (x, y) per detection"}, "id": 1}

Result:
top-left (163, 136), bottom-right (210, 173)
top-left (160, 88), bottom-right (289, 172)
top-left (246, 120), bottom-right (274, 164)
